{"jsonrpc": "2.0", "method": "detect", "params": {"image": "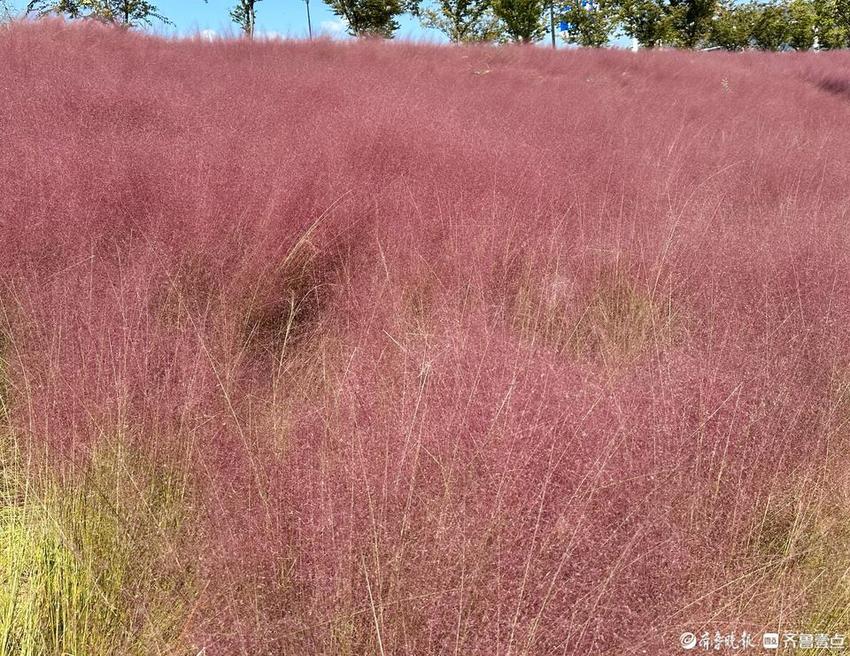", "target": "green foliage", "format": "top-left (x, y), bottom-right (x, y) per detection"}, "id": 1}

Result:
top-left (667, 0), bottom-right (717, 46)
top-left (706, 0), bottom-right (840, 50)
top-left (616, 0), bottom-right (716, 48)
top-left (26, 0), bottom-right (81, 18)
top-left (750, 0), bottom-right (791, 49)
top-left (25, 0), bottom-right (171, 26)
top-left (615, 0), bottom-right (842, 49)
top-left (491, 0), bottom-right (546, 41)
top-left (812, 0), bottom-right (850, 47)
top-left (786, 0), bottom-right (817, 48)
top-left (417, 0), bottom-right (504, 41)
top-left (323, 0), bottom-right (412, 36)
top-left (618, 0), bottom-right (680, 46)
top-left (561, 0), bottom-right (618, 46)
top-left (230, 0), bottom-right (261, 37)
top-left (709, 0), bottom-right (757, 48)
